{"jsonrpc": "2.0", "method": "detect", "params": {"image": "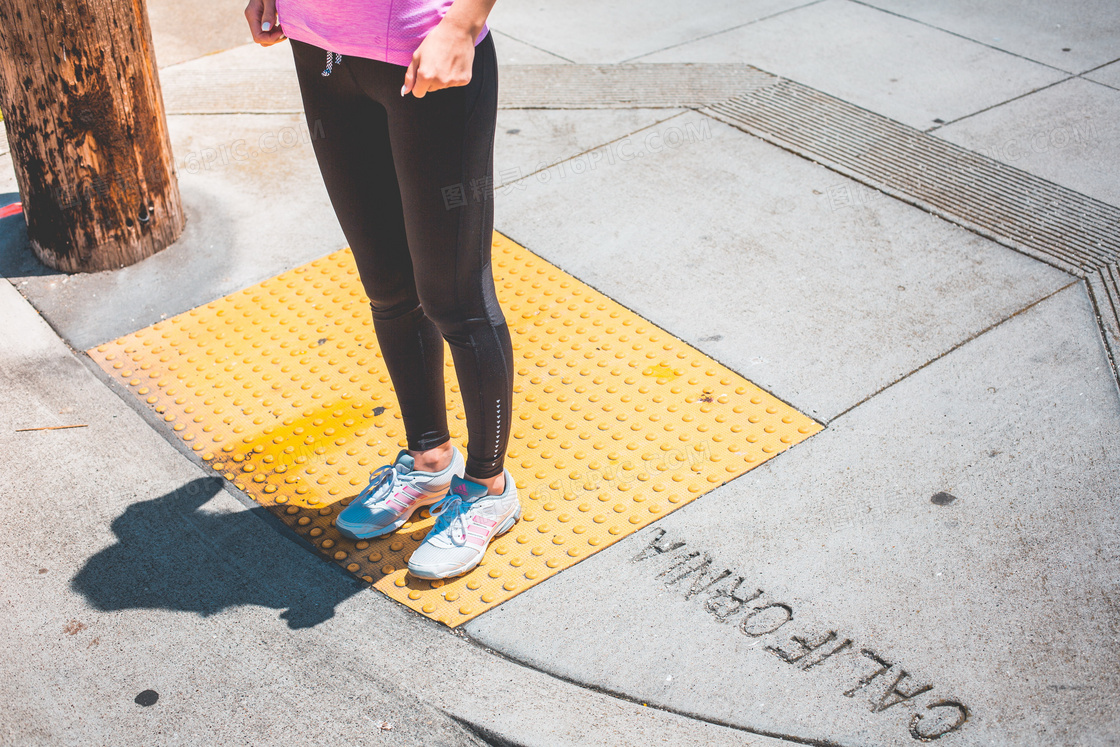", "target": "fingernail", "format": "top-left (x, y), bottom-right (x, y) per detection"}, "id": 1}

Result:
top-left (261, 21), bottom-right (272, 31)
top-left (401, 86), bottom-right (407, 96)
